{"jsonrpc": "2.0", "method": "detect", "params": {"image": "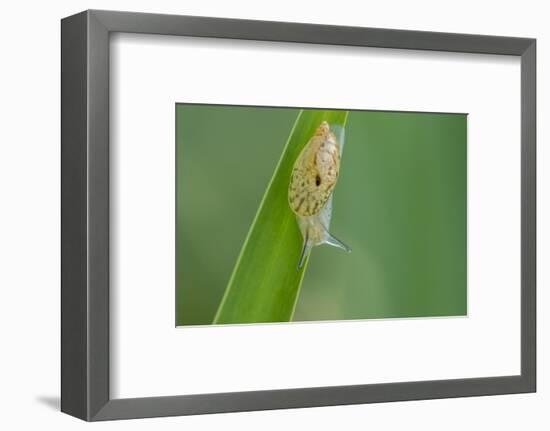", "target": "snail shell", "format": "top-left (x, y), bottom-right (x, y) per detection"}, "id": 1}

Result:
top-left (288, 121), bottom-right (351, 269)
top-left (288, 121), bottom-right (340, 217)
